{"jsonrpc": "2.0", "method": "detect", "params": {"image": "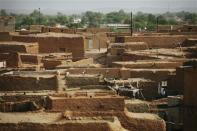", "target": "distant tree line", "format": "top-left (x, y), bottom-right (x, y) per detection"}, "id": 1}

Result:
top-left (0, 9), bottom-right (197, 31)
